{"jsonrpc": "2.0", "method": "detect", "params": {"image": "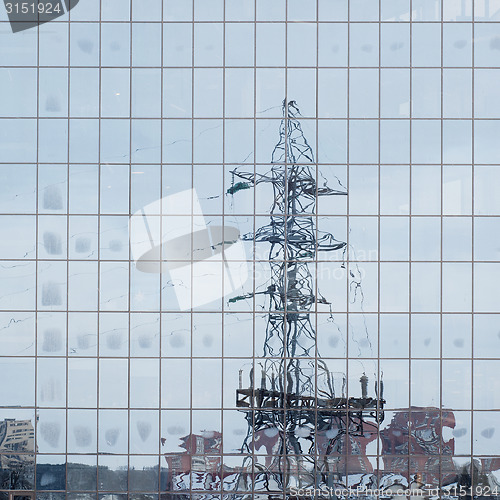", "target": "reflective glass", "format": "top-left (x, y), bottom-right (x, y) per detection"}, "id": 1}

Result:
top-left (0, 1), bottom-right (496, 497)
